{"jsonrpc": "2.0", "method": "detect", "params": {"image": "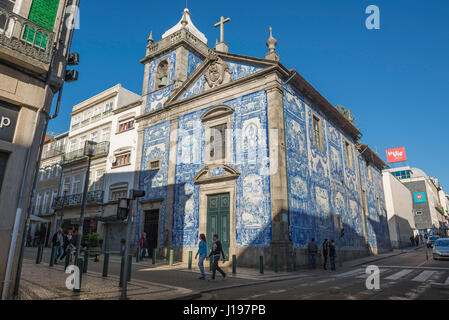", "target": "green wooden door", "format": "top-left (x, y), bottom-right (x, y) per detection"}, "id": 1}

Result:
top-left (206, 193), bottom-right (230, 260)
